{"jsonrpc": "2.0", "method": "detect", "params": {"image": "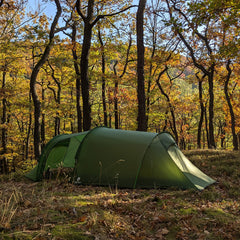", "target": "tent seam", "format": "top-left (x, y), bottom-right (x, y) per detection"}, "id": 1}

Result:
top-left (133, 133), bottom-right (159, 188)
top-left (158, 133), bottom-right (197, 190)
top-left (73, 126), bottom-right (106, 182)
